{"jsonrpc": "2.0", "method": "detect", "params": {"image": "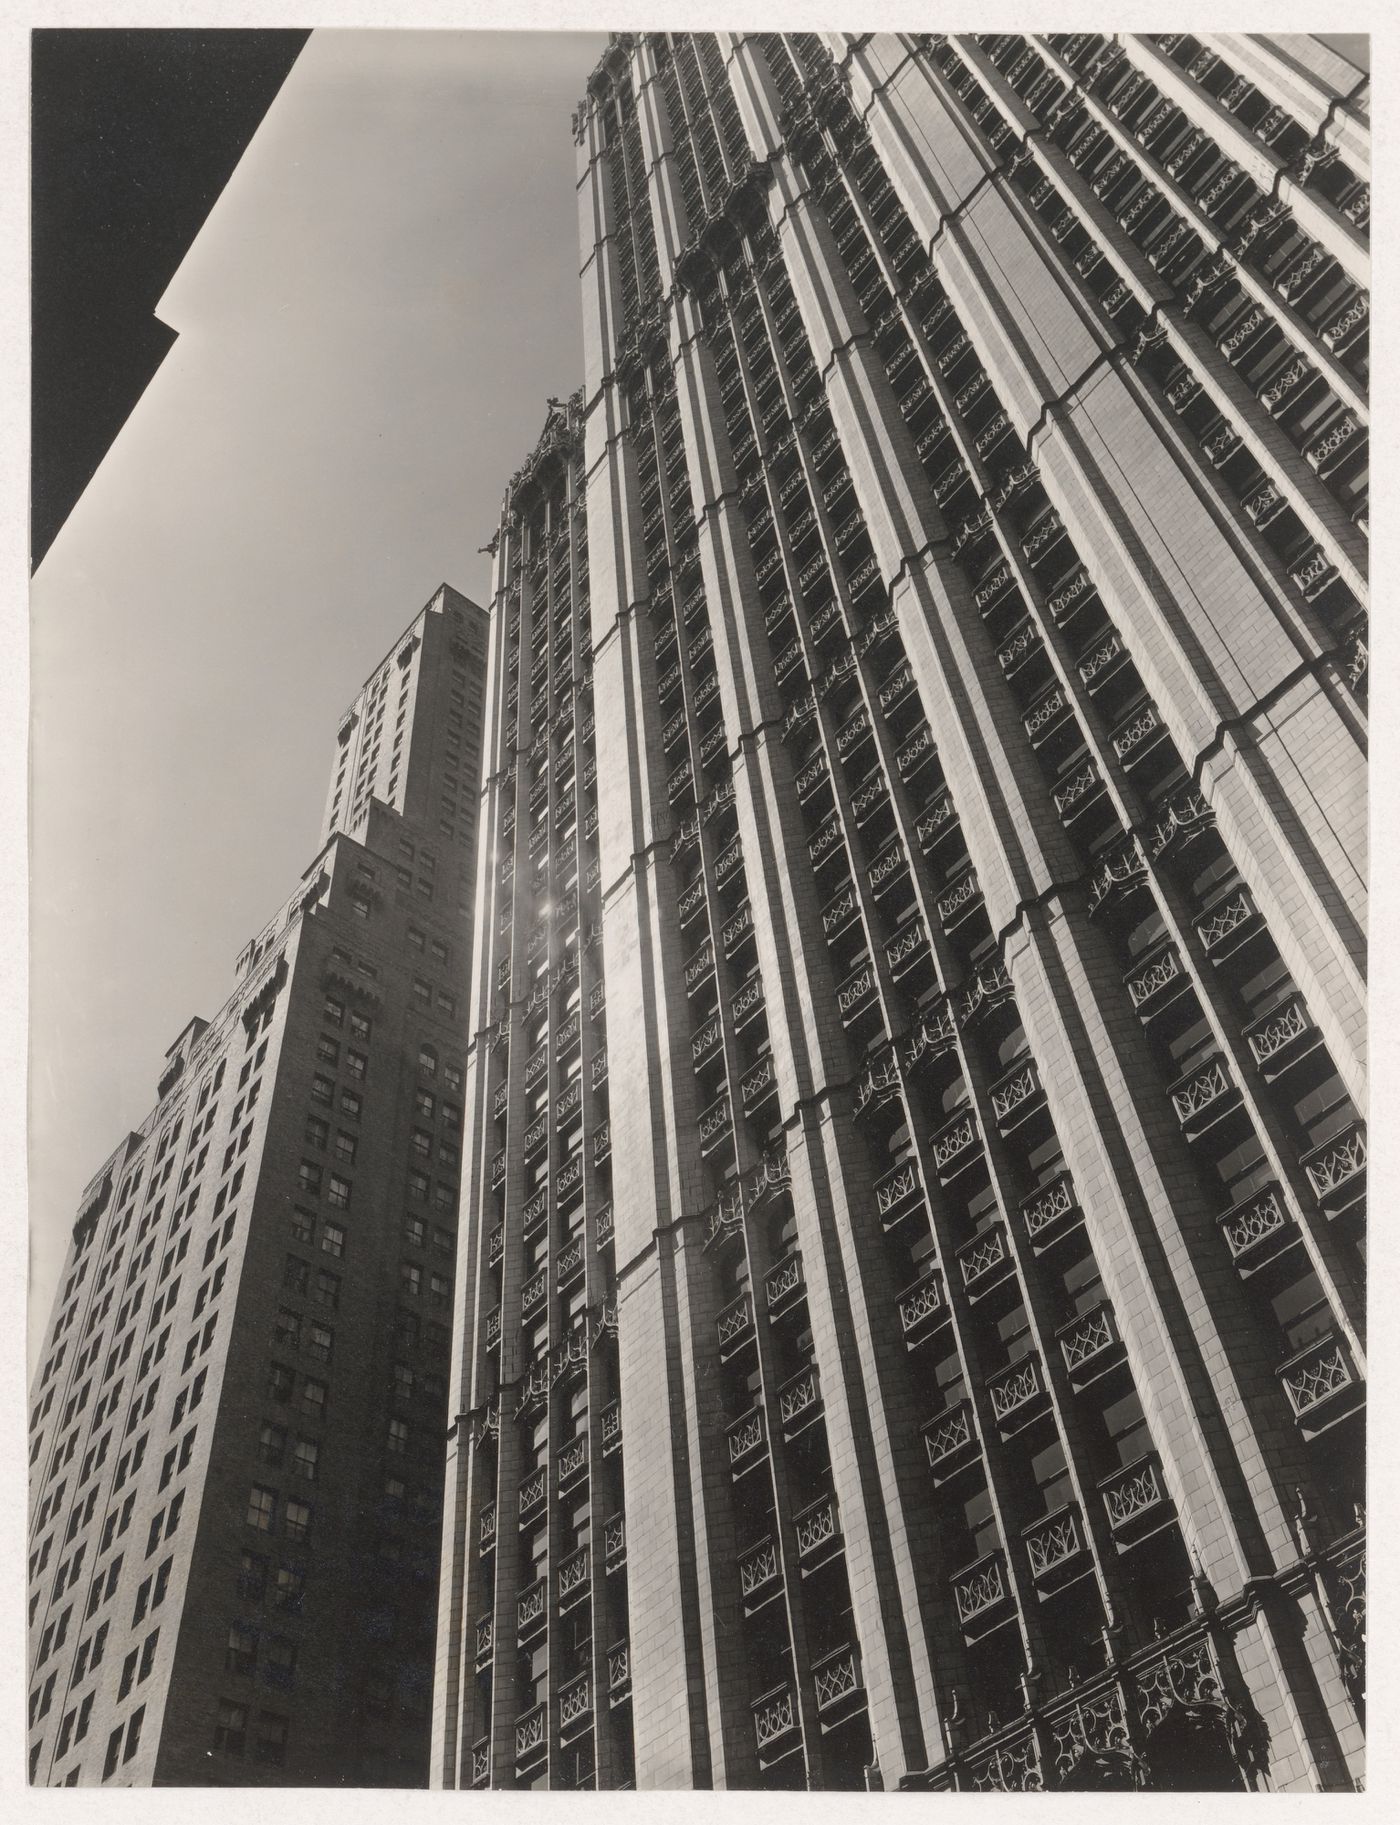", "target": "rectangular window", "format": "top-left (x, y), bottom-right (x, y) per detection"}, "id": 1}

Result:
top-left (258, 1422), bottom-right (286, 1466)
top-left (307, 1324), bottom-right (333, 1364)
top-left (313, 1269), bottom-right (340, 1309)
top-left (299, 1378), bottom-right (328, 1422)
top-left (323, 997), bottom-right (344, 1028)
top-left (333, 1132), bottom-right (356, 1165)
top-left (290, 1207), bottom-right (314, 1245)
top-left (350, 1012), bottom-right (372, 1043)
top-left (296, 1161), bottom-right (322, 1197)
top-left (238, 1551), bottom-right (267, 1599)
top-left (225, 1622), bottom-right (257, 1675)
top-left (401, 1263), bottom-right (422, 1298)
top-left (346, 1049), bottom-right (367, 1081)
top-left (213, 1698), bottom-right (247, 1757)
top-left (284, 1501), bottom-right (311, 1544)
top-left (264, 1637), bottom-right (298, 1690)
top-left (267, 1361), bottom-right (294, 1402)
top-left (339, 1089), bottom-right (361, 1120)
top-left (246, 1487), bottom-right (276, 1533)
top-left (326, 1175), bottom-right (350, 1210)
top-left (291, 1439), bottom-right (319, 1482)
top-left (387, 1419), bottom-right (409, 1454)
top-left (304, 1116), bottom-right (328, 1151)
top-left (253, 1710), bottom-right (289, 1767)
top-left (310, 1075), bottom-right (333, 1106)
top-left (316, 1038), bottom-right (339, 1066)
top-left (273, 1565), bottom-right (304, 1614)
top-left (320, 1222), bottom-right (346, 1259)
top-left (282, 1256), bottom-right (309, 1296)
